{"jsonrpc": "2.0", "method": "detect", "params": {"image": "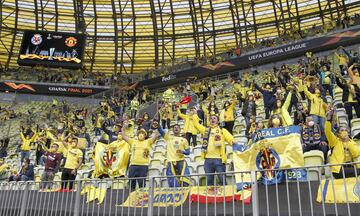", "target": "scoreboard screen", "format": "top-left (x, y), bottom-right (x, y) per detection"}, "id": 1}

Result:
top-left (17, 30), bottom-right (86, 69)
